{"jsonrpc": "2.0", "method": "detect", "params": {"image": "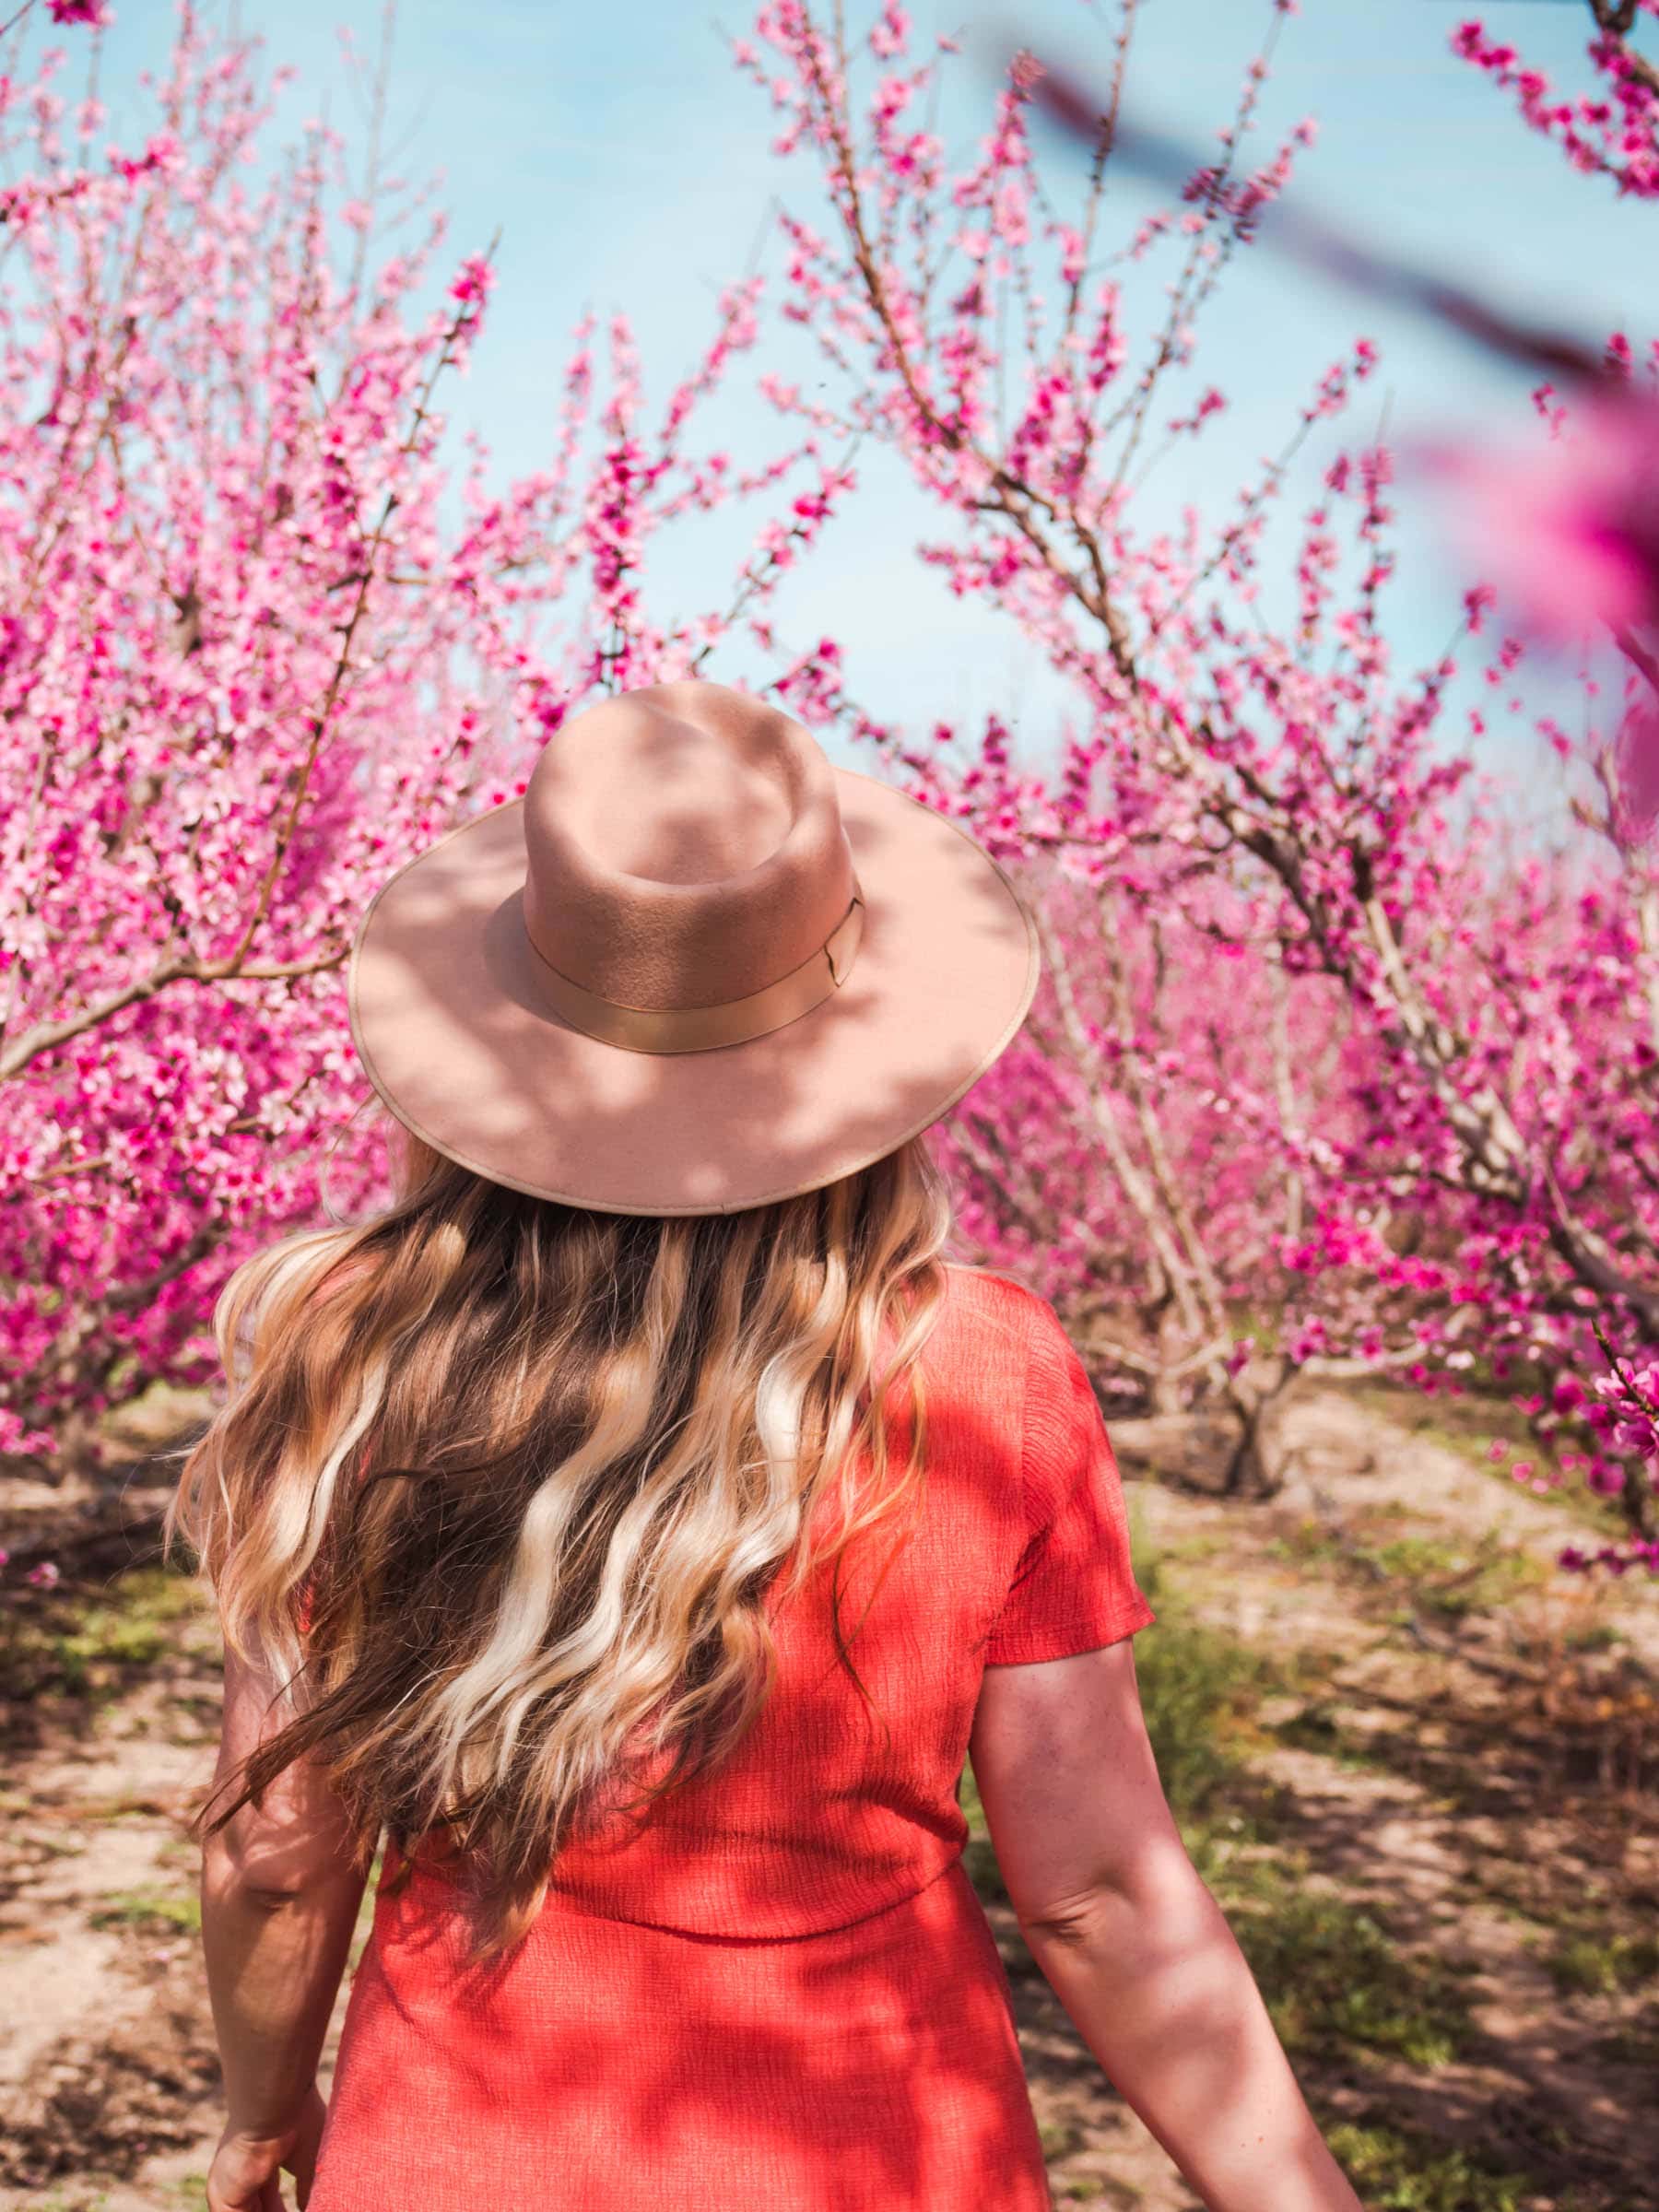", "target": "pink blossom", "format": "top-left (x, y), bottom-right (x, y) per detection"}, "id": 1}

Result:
top-left (448, 254), bottom-right (495, 309)
top-left (1413, 396), bottom-right (1659, 639)
top-left (732, 1), bottom-right (1659, 1580)
top-left (1453, 15), bottom-right (1659, 198)
top-left (1611, 698), bottom-right (1659, 846)
top-left (0, 8), bottom-right (864, 1468)
top-left (1, 0), bottom-right (1654, 1618)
